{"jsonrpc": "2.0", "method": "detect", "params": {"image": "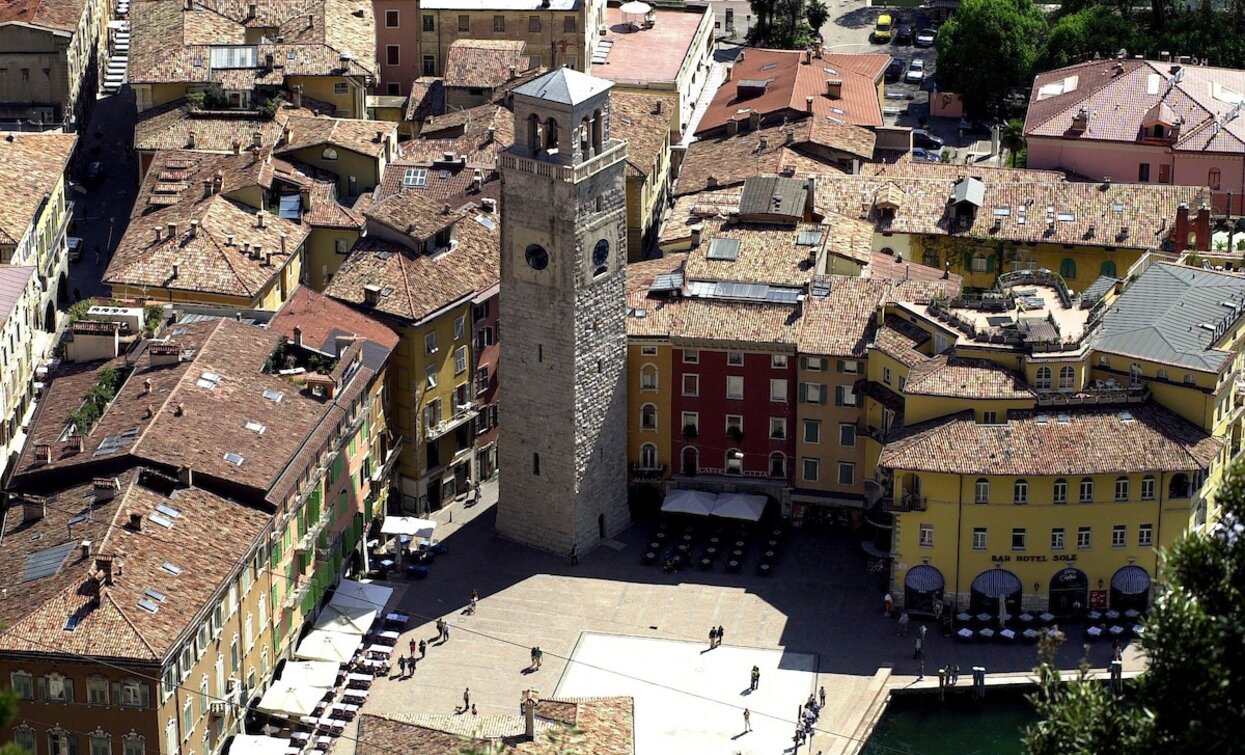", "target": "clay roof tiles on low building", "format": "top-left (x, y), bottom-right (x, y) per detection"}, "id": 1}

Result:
top-left (0, 132), bottom-right (77, 246)
top-left (610, 90), bottom-right (676, 179)
top-left (278, 116), bottom-right (395, 158)
top-left (134, 98), bottom-right (335, 154)
top-left (0, 0), bottom-right (86, 32)
top-left (676, 124), bottom-right (848, 196)
top-left (872, 317), bottom-right (931, 368)
top-left (798, 276), bottom-right (887, 357)
top-left (443, 39), bottom-right (529, 90)
top-left (905, 354), bottom-right (1035, 400)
